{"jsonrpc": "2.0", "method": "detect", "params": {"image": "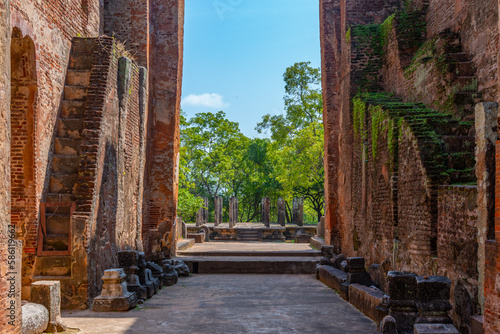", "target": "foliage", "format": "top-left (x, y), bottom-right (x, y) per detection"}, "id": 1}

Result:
top-left (178, 62), bottom-right (325, 224)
